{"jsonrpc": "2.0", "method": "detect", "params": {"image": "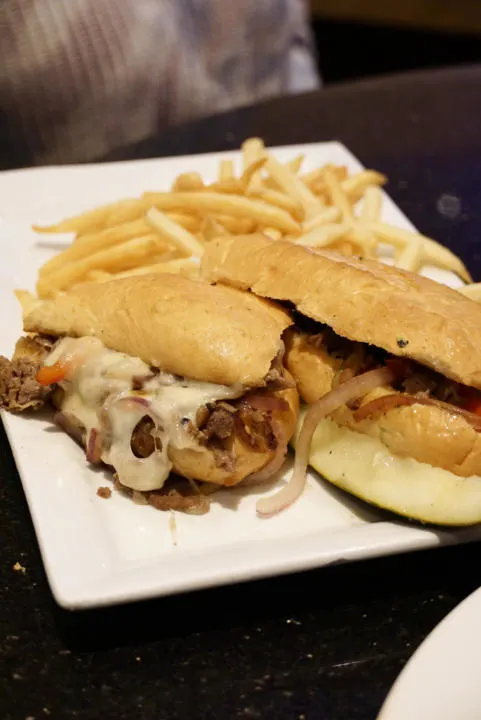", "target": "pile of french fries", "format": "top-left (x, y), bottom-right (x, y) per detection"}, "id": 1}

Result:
top-left (34, 137), bottom-right (472, 299)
